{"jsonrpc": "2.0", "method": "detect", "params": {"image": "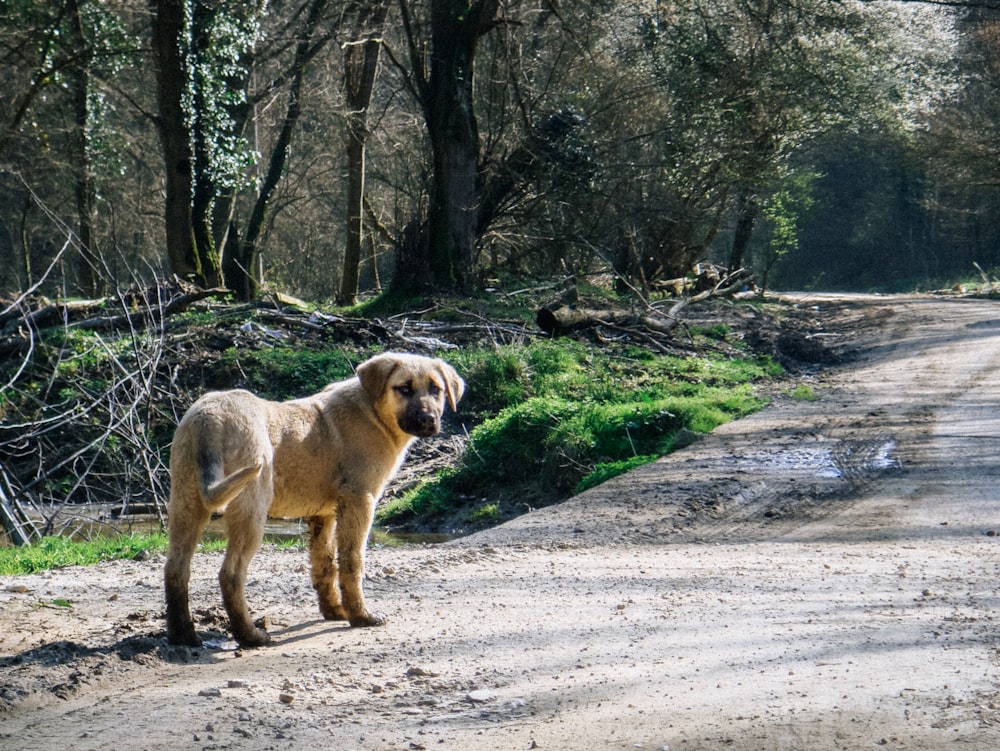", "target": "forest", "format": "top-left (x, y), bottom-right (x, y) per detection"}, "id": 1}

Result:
top-left (1, 0), bottom-right (999, 542)
top-left (1, 0), bottom-right (995, 302)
